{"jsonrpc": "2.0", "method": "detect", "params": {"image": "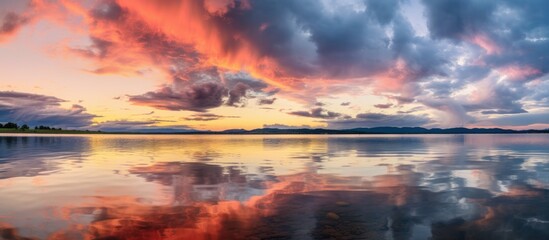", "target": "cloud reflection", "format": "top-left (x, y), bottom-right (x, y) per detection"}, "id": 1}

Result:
top-left (1, 134), bottom-right (549, 239)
